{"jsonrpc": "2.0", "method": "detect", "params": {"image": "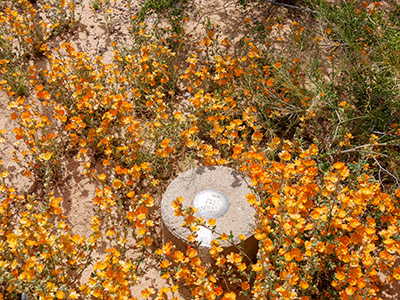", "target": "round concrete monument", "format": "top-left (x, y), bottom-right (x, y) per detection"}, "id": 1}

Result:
top-left (161, 166), bottom-right (257, 264)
